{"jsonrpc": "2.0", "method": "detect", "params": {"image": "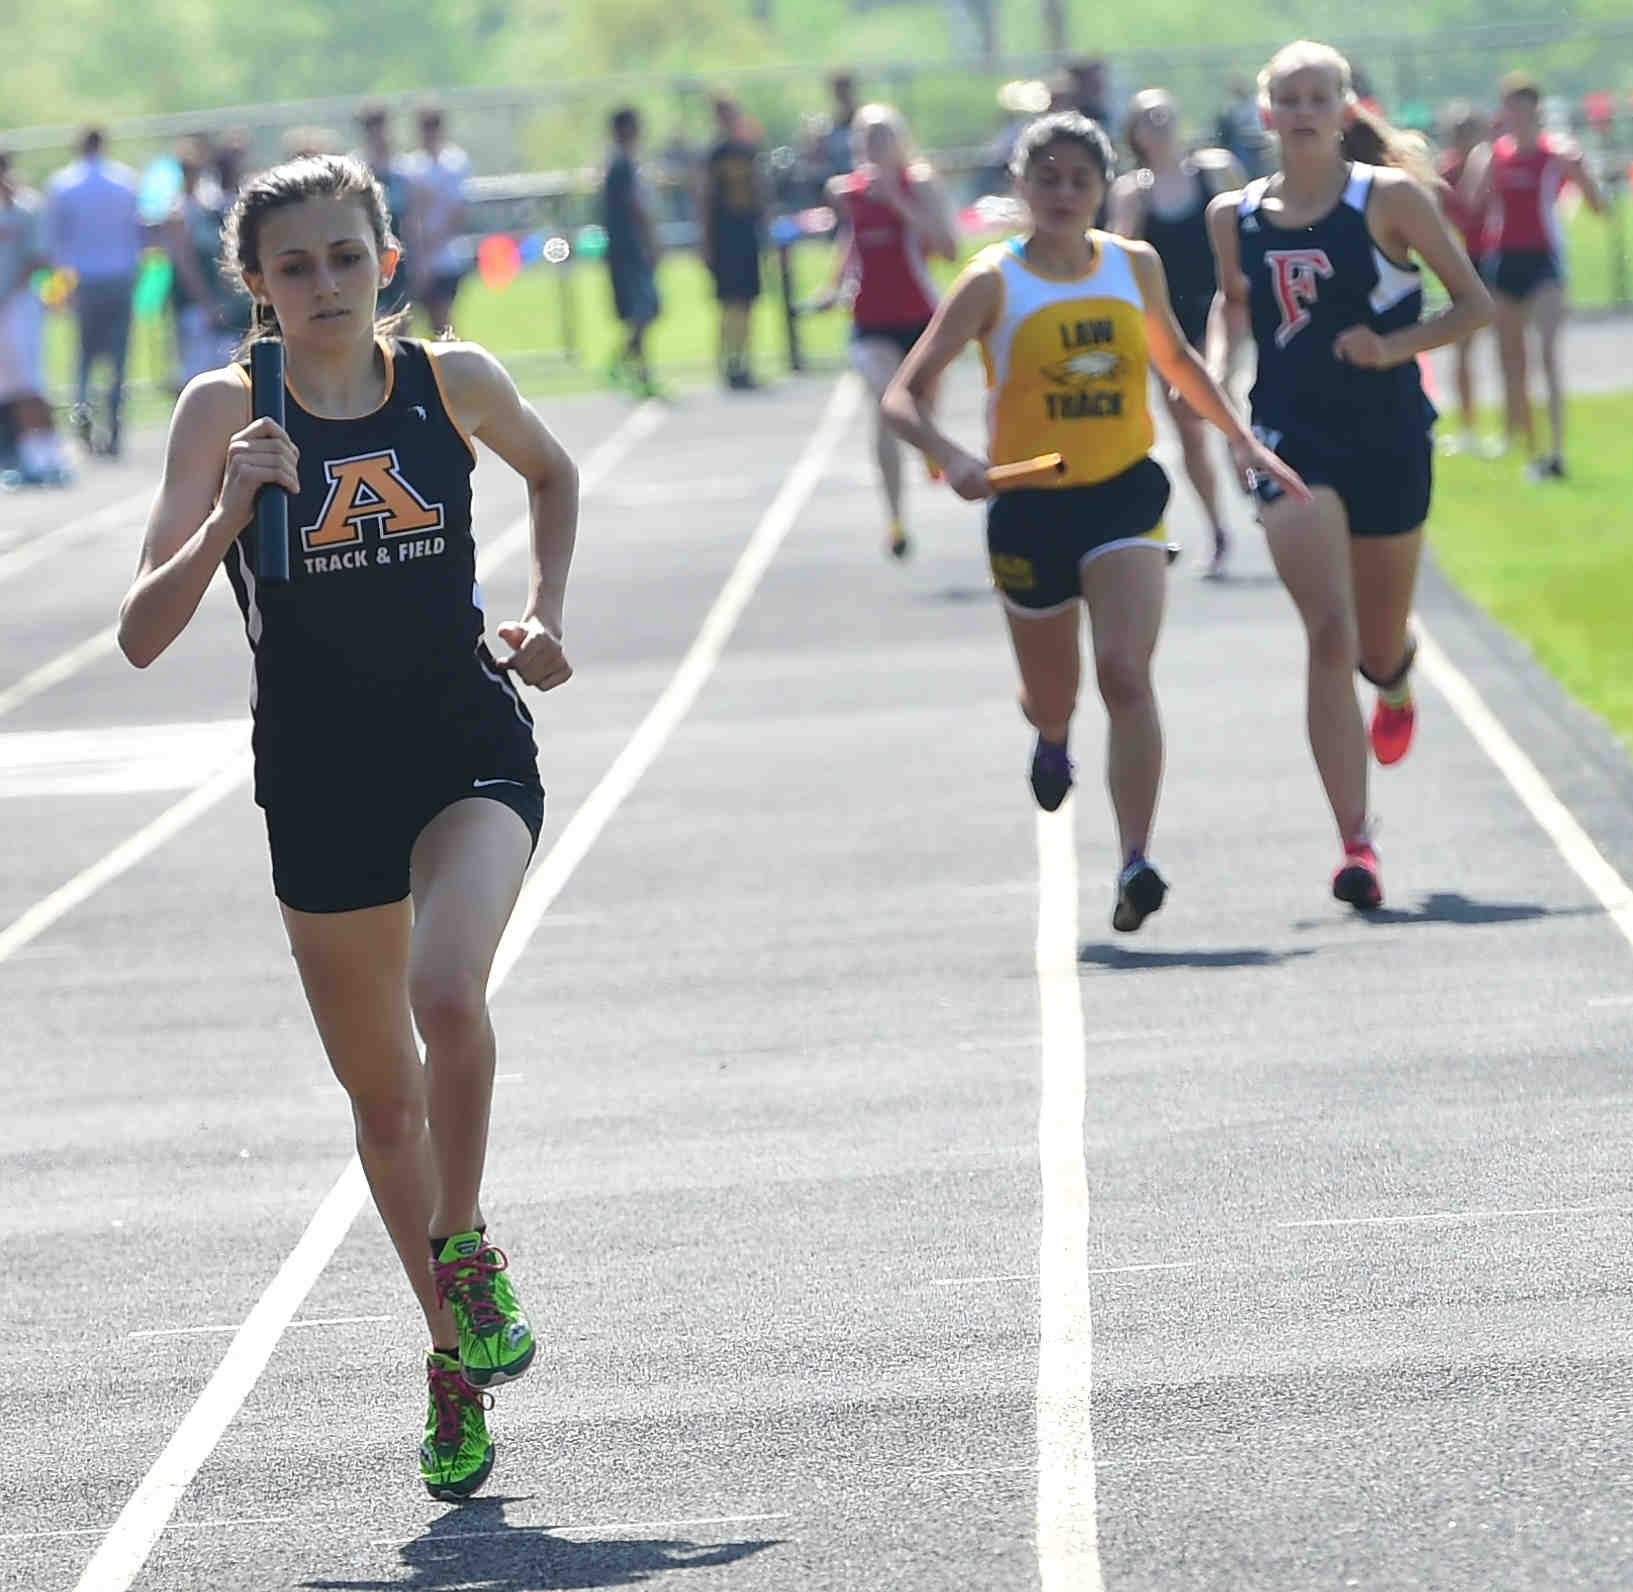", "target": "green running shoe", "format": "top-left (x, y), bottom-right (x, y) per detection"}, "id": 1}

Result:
top-left (419, 1352), bottom-right (494, 1501)
top-left (431, 1232), bottom-right (536, 1388)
